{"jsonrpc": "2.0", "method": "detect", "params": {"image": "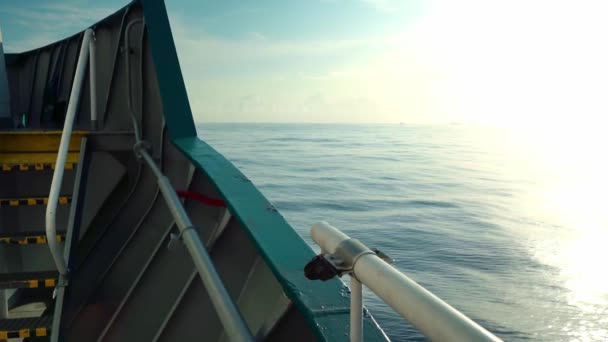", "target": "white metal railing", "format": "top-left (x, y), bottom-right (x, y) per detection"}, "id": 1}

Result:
top-left (309, 221), bottom-right (502, 342)
top-left (46, 28), bottom-right (96, 276)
